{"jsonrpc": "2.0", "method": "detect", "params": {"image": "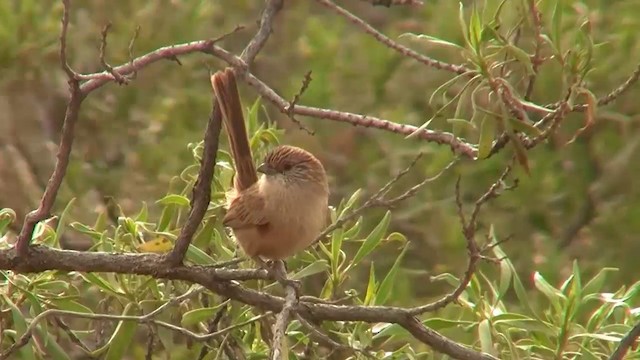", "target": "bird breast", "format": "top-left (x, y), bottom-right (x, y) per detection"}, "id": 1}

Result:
top-left (258, 175), bottom-right (328, 251)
